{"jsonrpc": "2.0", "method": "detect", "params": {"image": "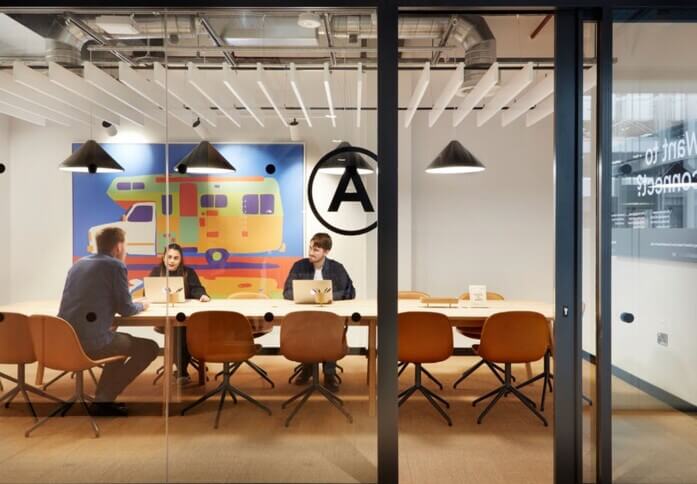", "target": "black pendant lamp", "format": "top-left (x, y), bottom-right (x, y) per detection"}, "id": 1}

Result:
top-left (174, 141), bottom-right (236, 174)
top-left (319, 141), bottom-right (375, 175)
top-left (425, 140), bottom-right (485, 174)
top-left (59, 140), bottom-right (124, 174)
